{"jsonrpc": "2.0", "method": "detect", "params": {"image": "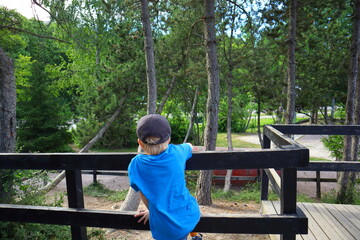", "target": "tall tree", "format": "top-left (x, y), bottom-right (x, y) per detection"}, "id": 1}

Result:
top-left (0, 47), bottom-right (16, 203)
top-left (116, 0), bottom-right (158, 222)
top-left (285, 0), bottom-right (298, 124)
top-left (141, 0), bottom-right (157, 114)
top-left (195, 0), bottom-right (220, 206)
top-left (337, 0), bottom-right (360, 203)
